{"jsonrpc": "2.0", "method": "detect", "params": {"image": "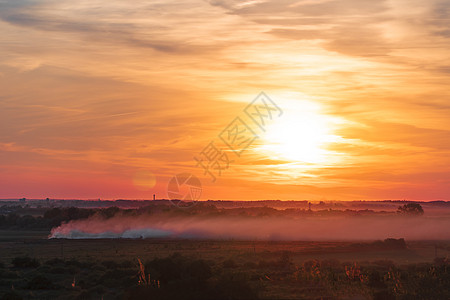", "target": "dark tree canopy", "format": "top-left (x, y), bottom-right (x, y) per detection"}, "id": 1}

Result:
top-left (397, 203), bottom-right (424, 215)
